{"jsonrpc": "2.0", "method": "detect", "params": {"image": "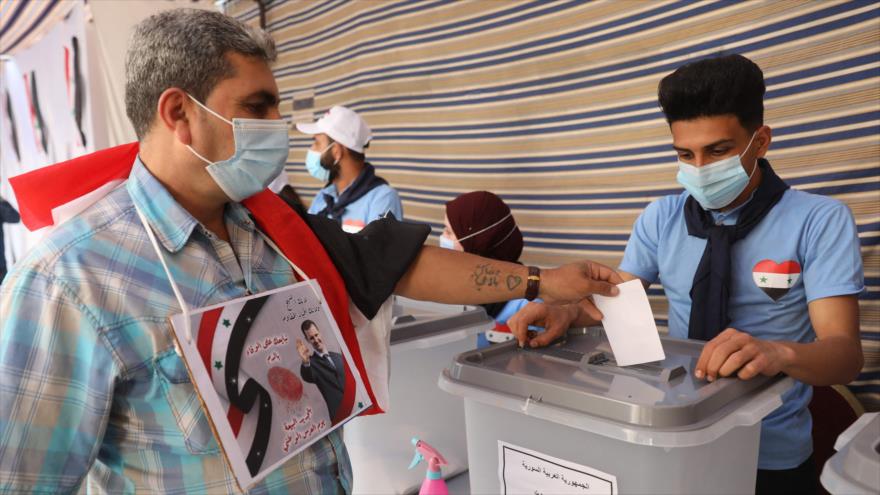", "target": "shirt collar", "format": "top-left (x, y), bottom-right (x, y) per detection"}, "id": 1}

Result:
top-left (321, 183), bottom-right (339, 199)
top-left (127, 158), bottom-right (198, 253)
top-left (225, 201), bottom-right (256, 234)
top-left (127, 158), bottom-right (259, 253)
top-left (126, 156), bottom-right (199, 253)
